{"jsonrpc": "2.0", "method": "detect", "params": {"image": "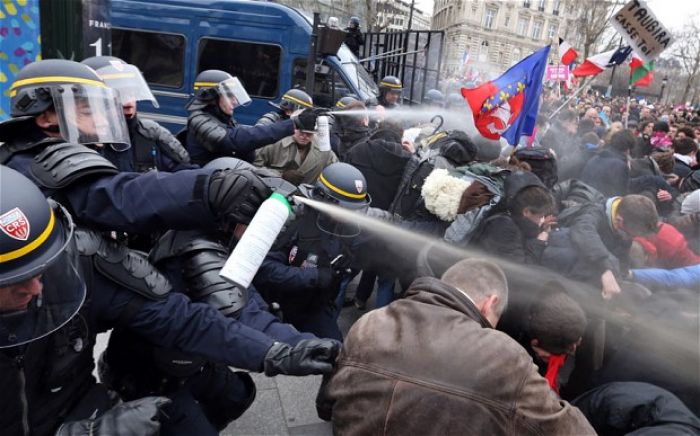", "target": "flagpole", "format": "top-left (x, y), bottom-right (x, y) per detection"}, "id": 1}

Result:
top-left (548, 77), bottom-right (589, 120)
top-left (556, 37), bottom-right (561, 99)
top-left (625, 84), bottom-right (632, 129)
